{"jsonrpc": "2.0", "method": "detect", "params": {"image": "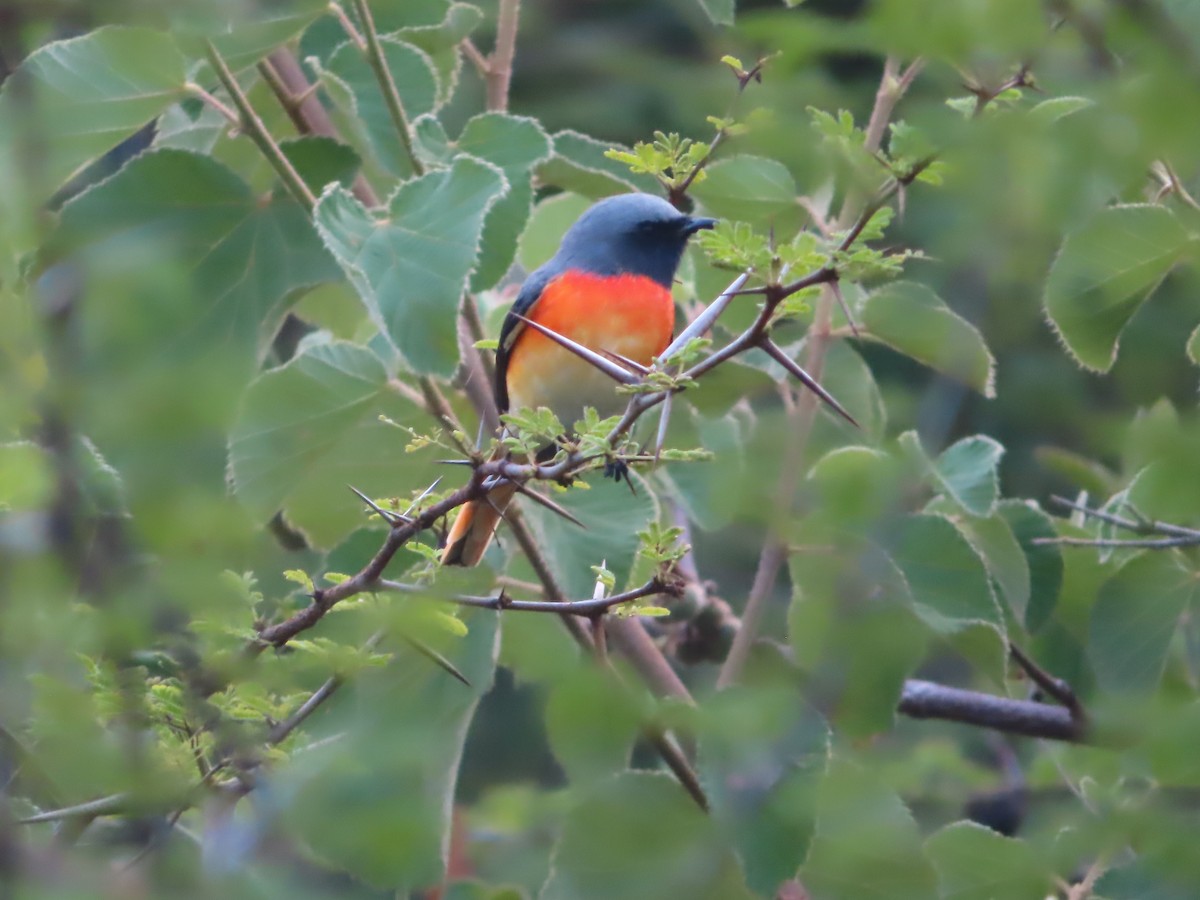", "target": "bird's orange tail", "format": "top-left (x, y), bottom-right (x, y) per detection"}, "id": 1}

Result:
top-left (440, 481), bottom-right (518, 566)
